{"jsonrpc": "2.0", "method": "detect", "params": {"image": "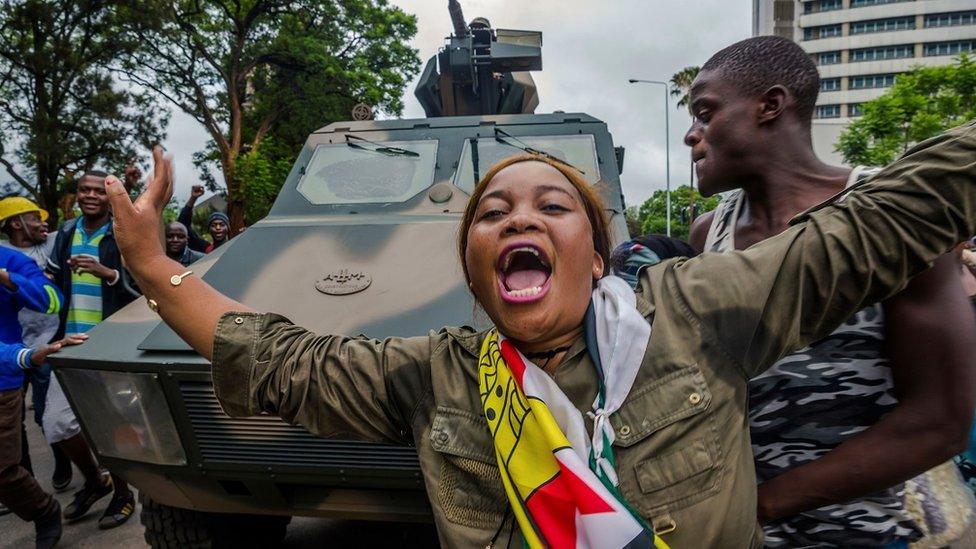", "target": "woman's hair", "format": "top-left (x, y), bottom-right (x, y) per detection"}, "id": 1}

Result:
top-left (457, 153), bottom-right (611, 285)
